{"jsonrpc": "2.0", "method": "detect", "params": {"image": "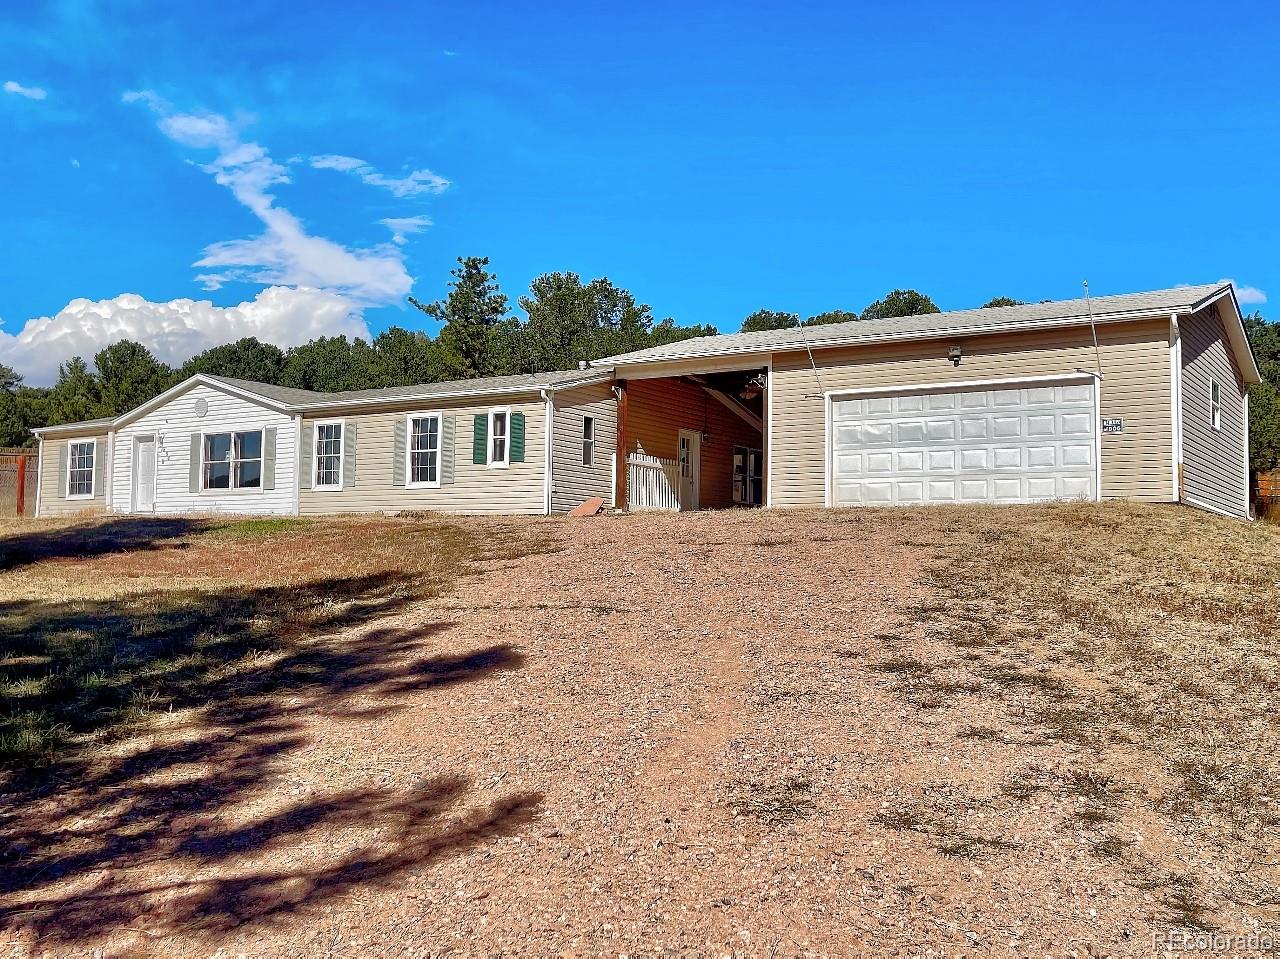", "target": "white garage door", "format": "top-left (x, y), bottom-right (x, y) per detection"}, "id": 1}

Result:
top-left (831, 379), bottom-right (1097, 506)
